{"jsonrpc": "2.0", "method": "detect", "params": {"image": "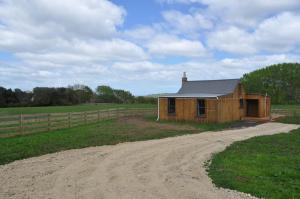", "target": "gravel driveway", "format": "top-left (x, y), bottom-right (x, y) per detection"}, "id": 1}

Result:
top-left (0, 122), bottom-right (299, 199)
